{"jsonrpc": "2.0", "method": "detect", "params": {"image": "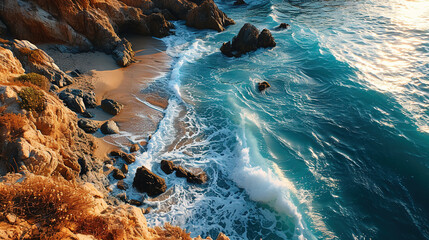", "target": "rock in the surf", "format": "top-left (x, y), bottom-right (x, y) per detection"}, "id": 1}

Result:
top-left (258, 81), bottom-right (271, 92)
top-left (221, 23), bottom-right (276, 57)
top-left (275, 23), bottom-right (290, 30)
top-left (133, 166), bottom-right (167, 197)
top-left (161, 160), bottom-right (175, 174)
